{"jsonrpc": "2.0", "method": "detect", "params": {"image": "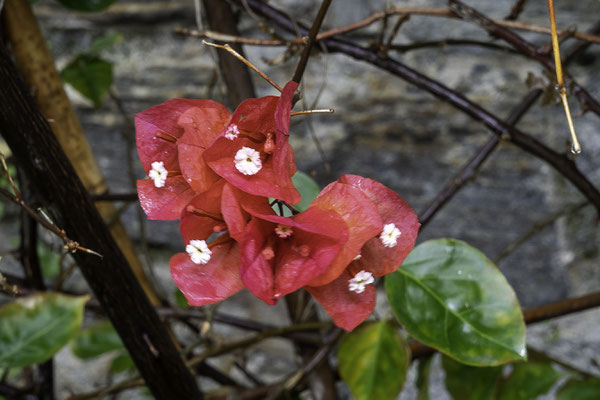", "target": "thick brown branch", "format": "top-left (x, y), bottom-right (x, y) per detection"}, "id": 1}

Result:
top-left (0, 37), bottom-right (201, 400)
